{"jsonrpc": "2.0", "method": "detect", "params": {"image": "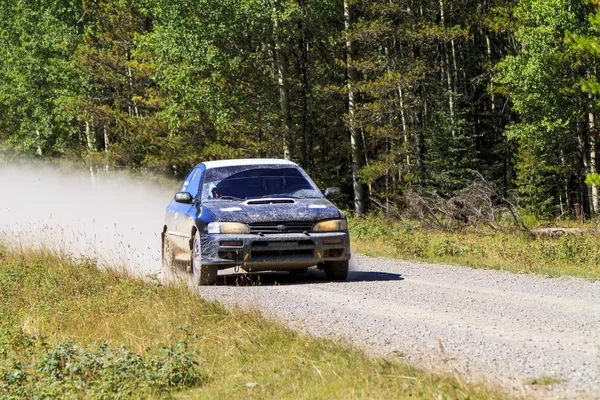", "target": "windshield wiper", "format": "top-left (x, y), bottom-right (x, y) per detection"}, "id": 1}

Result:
top-left (215, 195), bottom-right (243, 201)
top-left (261, 194), bottom-right (301, 199)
